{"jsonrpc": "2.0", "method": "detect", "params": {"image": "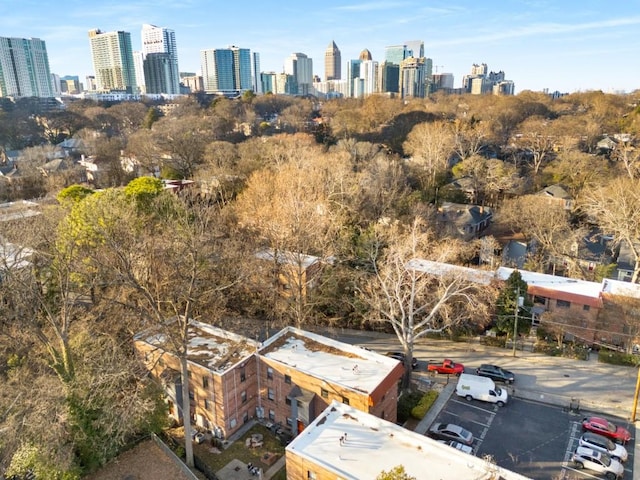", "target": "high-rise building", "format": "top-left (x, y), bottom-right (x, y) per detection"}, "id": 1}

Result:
top-left (379, 62), bottom-right (400, 94)
top-left (230, 46), bottom-right (252, 92)
top-left (346, 59), bottom-right (361, 98)
top-left (141, 24), bottom-right (180, 94)
top-left (88, 29), bottom-right (136, 93)
top-left (144, 53), bottom-right (179, 94)
top-left (252, 52), bottom-right (262, 94)
top-left (0, 36), bottom-right (54, 98)
top-left (324, 41), bottom-right (341, 81)
top-left (400, 56), bottom-right (427, 98)
top-left (360, 60), bottom-right (378, 97)
top-left (133, 51), bottom-right (145, 93)
top-left (284, 52), bottom-right (313, 96)
top-left (200, 46), bottom-right (252, 94)
top-left (384, 44), bottom-right (410, 65)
